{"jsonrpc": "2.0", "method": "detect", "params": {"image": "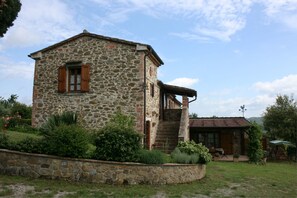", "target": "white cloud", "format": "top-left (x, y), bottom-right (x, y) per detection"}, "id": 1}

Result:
top-left (0, 0), bottom-right (80, 49)
top-left (261, 0), bottom-right (297, 30)
top-left (0, 57), bottom-right (34, 79)
top-left (167, 77), bottom-right (199, 87)
top-left (253, 74), bottom-right (297, 94)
